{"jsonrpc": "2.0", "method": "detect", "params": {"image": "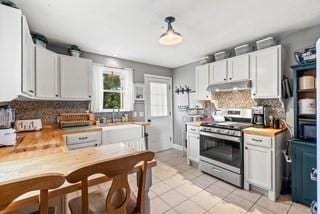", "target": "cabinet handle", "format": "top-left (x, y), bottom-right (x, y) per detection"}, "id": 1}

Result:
top-left (224, 78), bottom-right (226, 81)
top-left (253, 93), bottom-right (256, 96)
top-left (245, 146), bottom-right (248, 150)
top-left (229, 78), bottom-right (232, 80)
top-left (56, 94), bottom-right (59, 97)
top-left (190, 128), bottom-right (196, 131)
top-left (78, 137), bottom-right (88, 140)
top-left (28, 90), bottom-right (34, 93)
top-left (89, 95), bottom-right (92, 98)
top-left (212, 168), bottom-right (222, 173)
top-left (252, 138), bottom-right (262, 142)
